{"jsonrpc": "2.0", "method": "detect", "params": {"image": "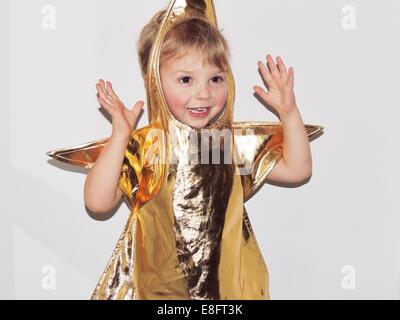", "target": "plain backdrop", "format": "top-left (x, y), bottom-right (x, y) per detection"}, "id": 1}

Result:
top-left (1, 0), bottom-right (399, 299)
